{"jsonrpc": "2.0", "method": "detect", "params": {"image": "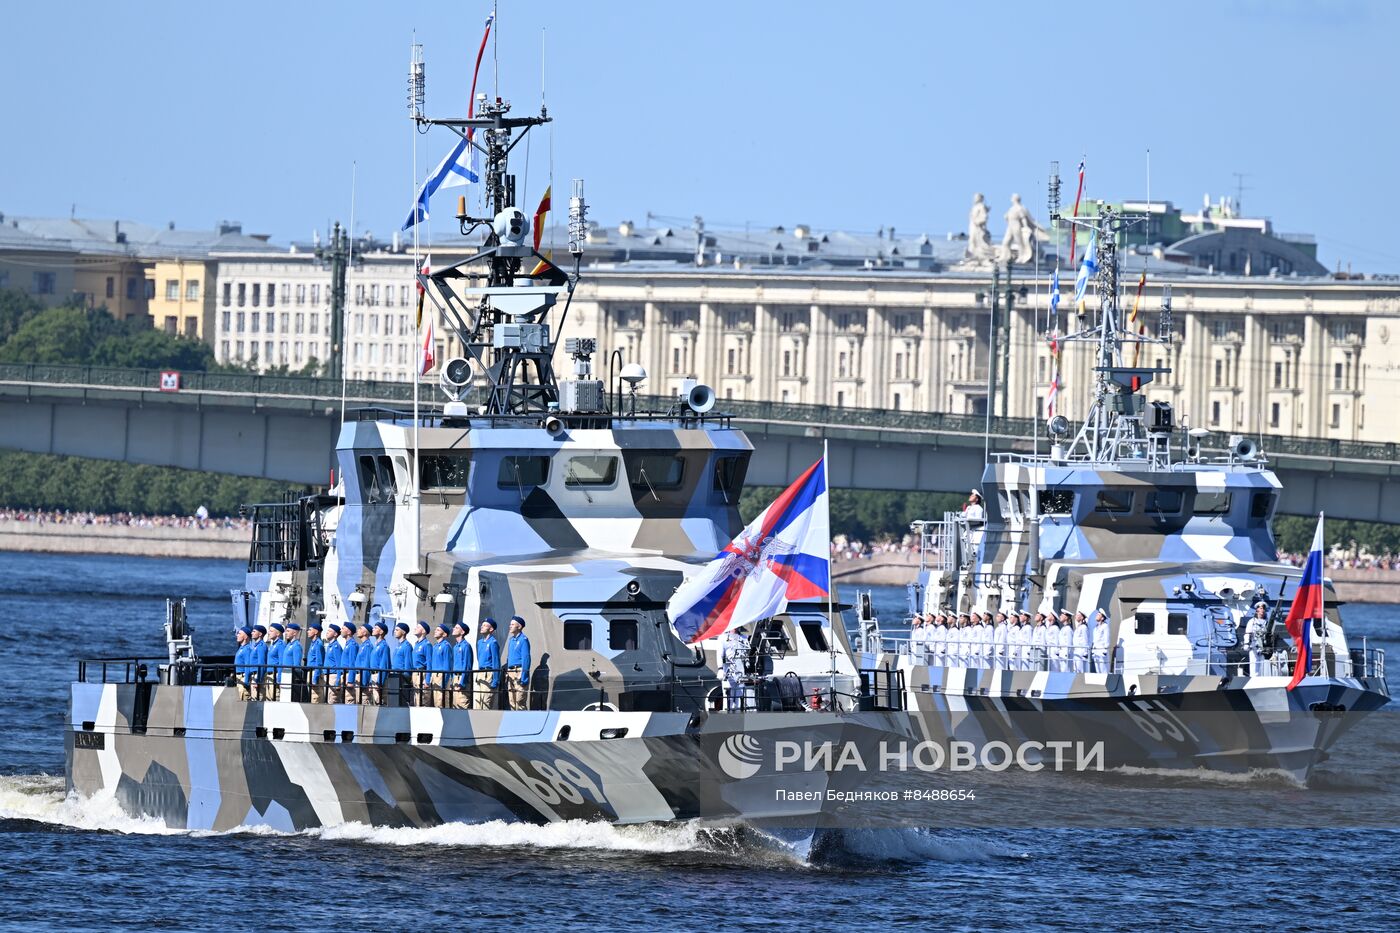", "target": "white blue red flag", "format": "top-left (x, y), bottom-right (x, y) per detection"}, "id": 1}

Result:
top-left (1073, 230), bottom-right (1097, 308)
top-left (1283, 513), bottom-right (1325, 691)
top-left (667, 457), bottom-right (830, 644)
